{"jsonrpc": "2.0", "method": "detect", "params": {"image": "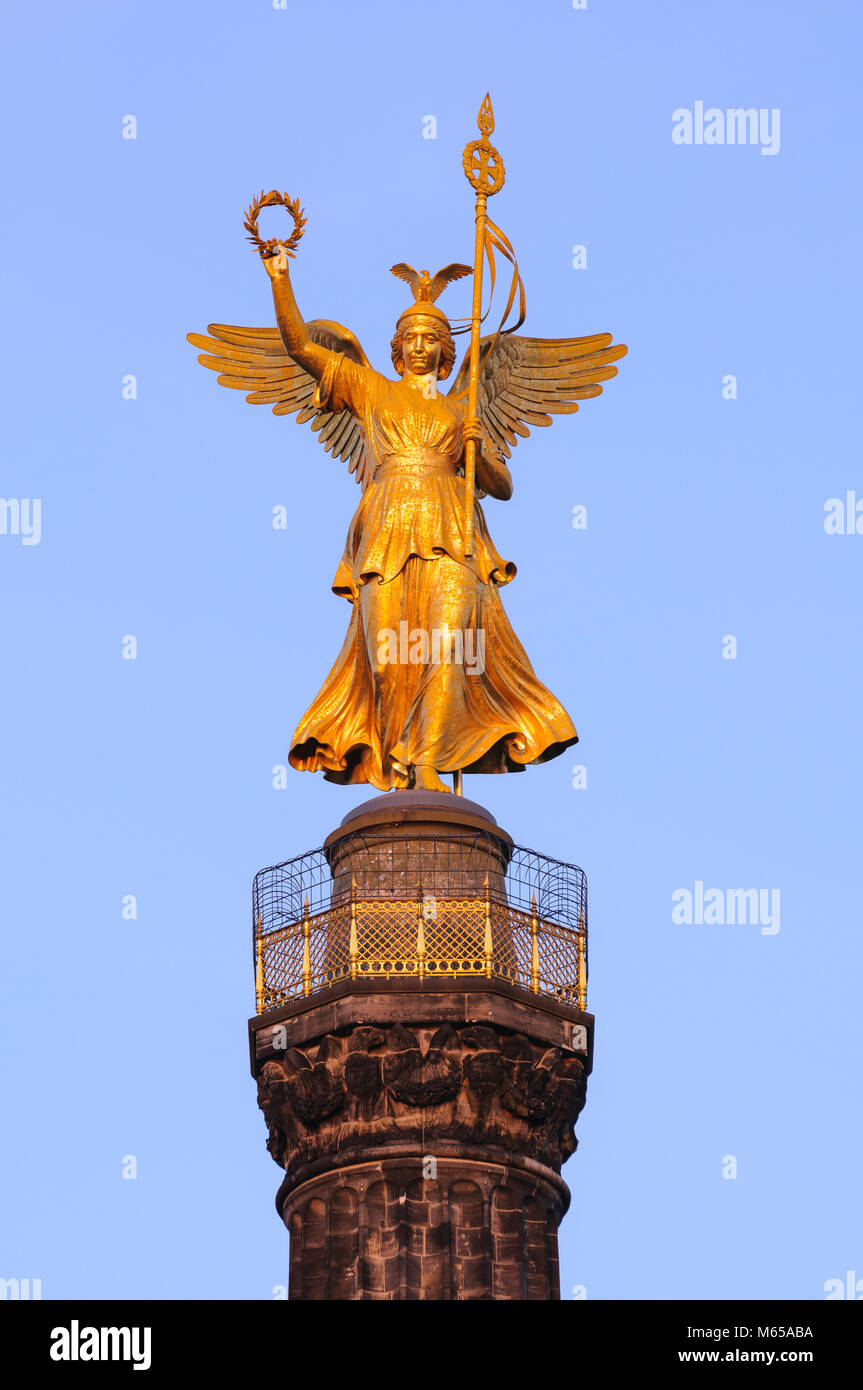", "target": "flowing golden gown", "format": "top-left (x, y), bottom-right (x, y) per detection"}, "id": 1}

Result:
top-left (288, 351), bottom-right (578, 789)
